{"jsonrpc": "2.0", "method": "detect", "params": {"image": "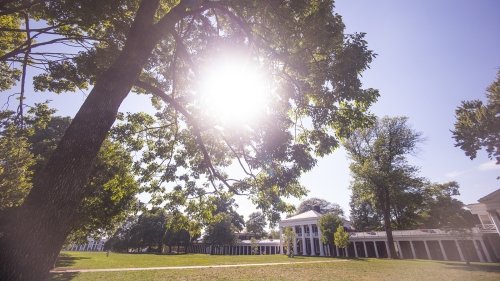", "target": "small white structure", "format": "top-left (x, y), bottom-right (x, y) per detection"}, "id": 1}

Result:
top-left (67, 238), bottom-right (107, 252)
